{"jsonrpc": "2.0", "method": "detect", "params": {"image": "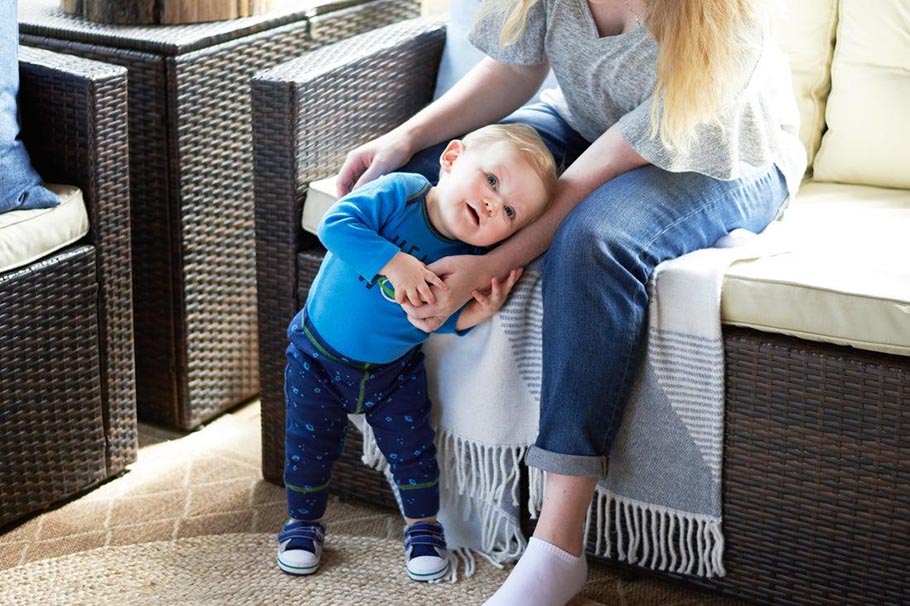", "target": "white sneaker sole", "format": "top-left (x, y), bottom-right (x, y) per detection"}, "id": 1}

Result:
top-left (406, 560), bottom-right (450, 582)
top-left (277, 555), bottom-right (320, 576)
